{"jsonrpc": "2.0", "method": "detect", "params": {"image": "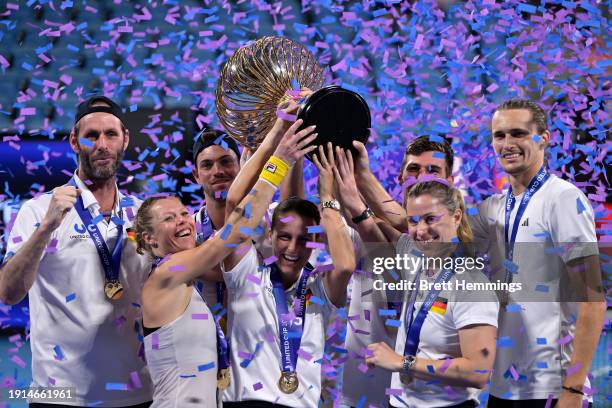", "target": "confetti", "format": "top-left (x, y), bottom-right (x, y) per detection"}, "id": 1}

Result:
top-left (198, 362), bottom-right (216, 372)
top-left (105, 383), bottom-right (129, 391)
